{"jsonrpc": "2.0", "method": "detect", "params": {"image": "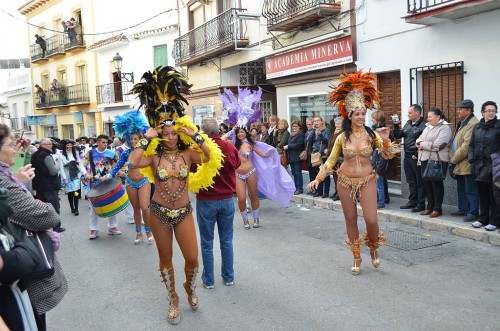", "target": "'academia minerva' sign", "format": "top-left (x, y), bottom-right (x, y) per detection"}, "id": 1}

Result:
top-left (265, 35), bottom-right (353, 79)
